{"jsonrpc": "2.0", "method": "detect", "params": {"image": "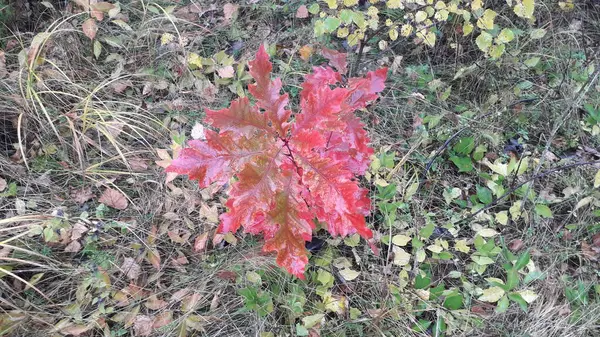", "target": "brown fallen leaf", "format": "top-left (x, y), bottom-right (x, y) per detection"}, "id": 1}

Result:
top-left (508, 239), bottom-right (524, 252)
top-left (223, 3), bottom-right (239, 23)
top-left (60, 324), bottom-right (91, 336)
top-left (71, 221), bottom-right (89, 241)
top-left (82, 18), bottom-right (98, 40)
top-left (296, 5), bottom-right (309, 18)
top-left (170, 288), bottom-right (190, 303)
top-left (299, 45), bottom-right (314, 62)
top-left (581, 241), bottom-right (598, 261)
top-left (193, 233), bottom-right (209, 253)
top-left (0, 51), bottom-right (6, 79)
top-left (71, 187), bottom-right (94, 204)
top-left (98, 188), bottom-right (128, 210)
top-left (144, 295), bottom-right (168, 310)
top-left (152, 311), bottom-right (173, 329)
top-left (128, 157), bottom-right (148, 171)
top-left (592, 233), bottom-right (600, 247)
top-left (146, 248), bottom-right (161, 270)
top-left (64, 240), bottom-right (82, 253)
top-left (181, 293), bottom-right (202, 312)
top-left (133, 315), bottom-right (154, 337)
top-left (121, 257), bottom-right (142, 280)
